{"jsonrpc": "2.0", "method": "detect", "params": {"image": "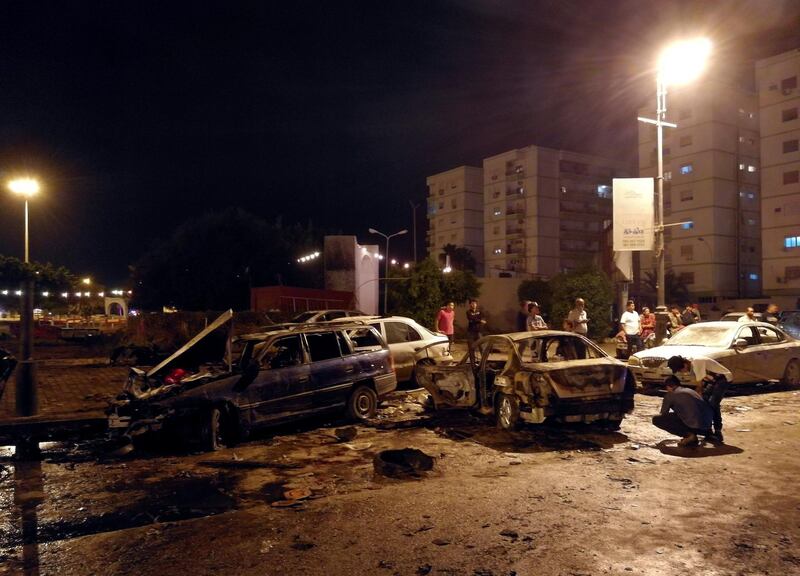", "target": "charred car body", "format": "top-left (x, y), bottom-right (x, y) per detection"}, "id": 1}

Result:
top-left (108, 311), bottom-right (397, 450)
top-left (417, 331), bottom-right (635, 430)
